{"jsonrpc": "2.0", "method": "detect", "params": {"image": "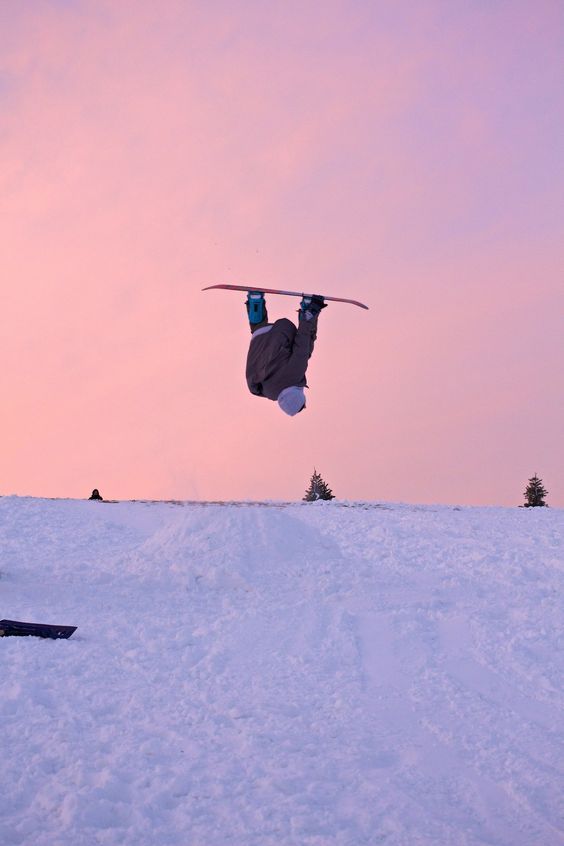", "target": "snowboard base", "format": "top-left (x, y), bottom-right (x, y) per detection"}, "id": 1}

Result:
top-left (0, 619), bottom-right (77, 639)
top-left (203, 284), bottom-right (369, 310)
